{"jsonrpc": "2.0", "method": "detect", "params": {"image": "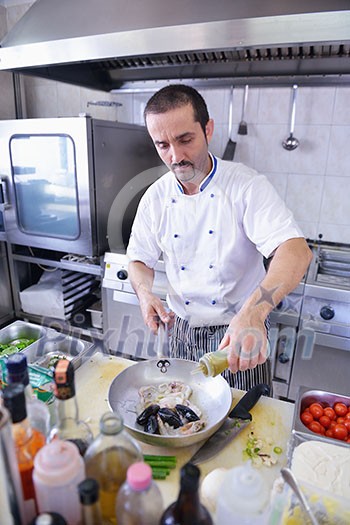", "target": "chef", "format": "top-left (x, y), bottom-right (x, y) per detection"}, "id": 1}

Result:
top-left (127, 84), bottom-right (312, 390)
